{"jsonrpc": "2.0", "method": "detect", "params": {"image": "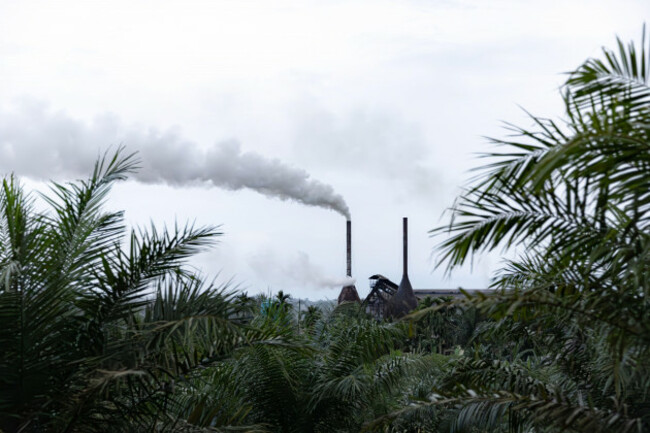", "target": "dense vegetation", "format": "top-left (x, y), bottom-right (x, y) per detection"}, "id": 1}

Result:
top-left (0, 30), bottom-right (648, 432)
